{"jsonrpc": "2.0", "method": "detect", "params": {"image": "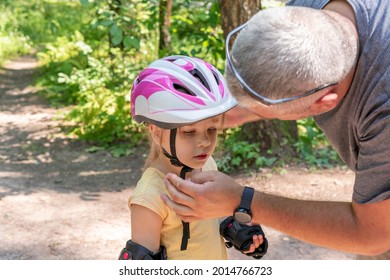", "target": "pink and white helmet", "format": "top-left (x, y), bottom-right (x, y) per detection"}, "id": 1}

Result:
top-left (131, 55), bottom-right (237, 129)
